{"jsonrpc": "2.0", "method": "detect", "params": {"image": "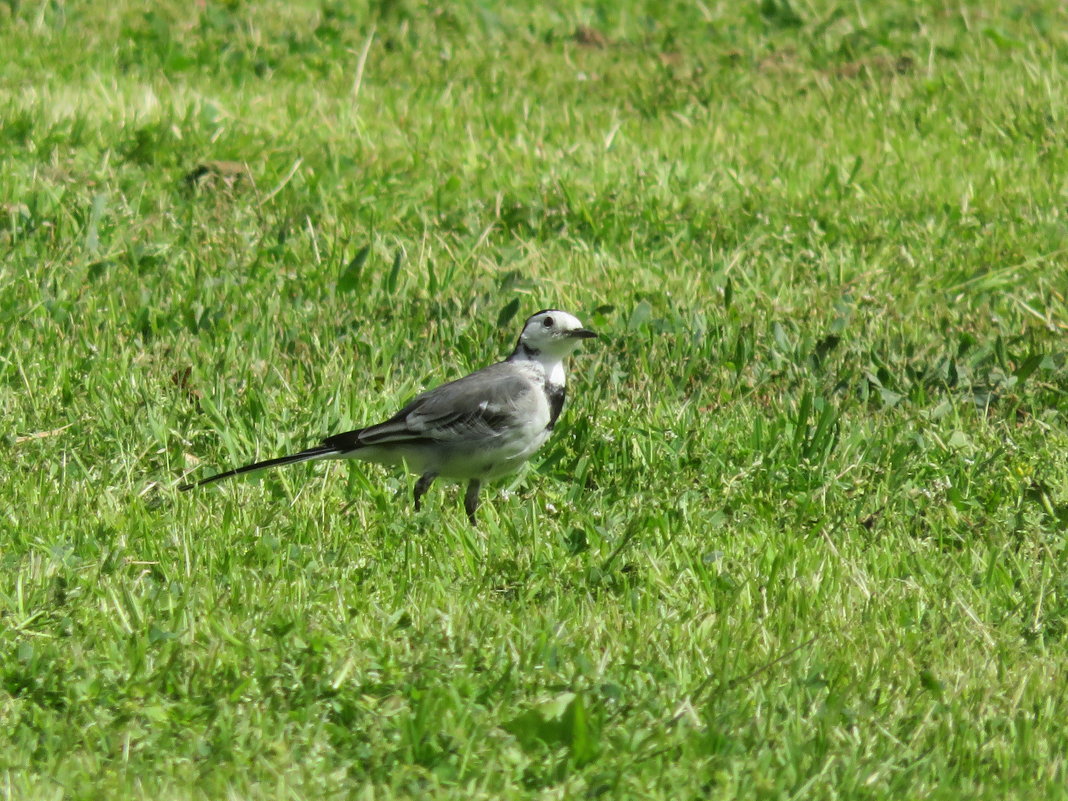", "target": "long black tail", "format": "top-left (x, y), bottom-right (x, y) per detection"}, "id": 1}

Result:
top-left (178, 445), bottom-right (339, 491)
